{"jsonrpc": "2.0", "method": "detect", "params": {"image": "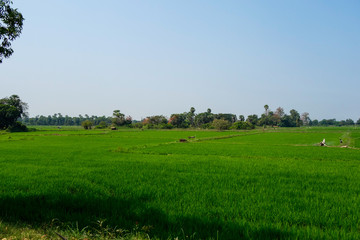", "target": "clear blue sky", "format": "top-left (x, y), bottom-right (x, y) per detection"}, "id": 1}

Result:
top-left (2, 0), bottom-right (360, 121)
